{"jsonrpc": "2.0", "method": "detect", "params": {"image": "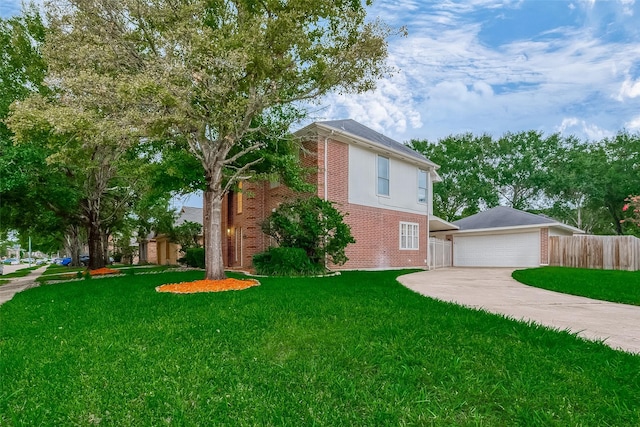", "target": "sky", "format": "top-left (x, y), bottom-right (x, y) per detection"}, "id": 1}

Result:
top-left (3, 0), bottom-right (639, 143)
